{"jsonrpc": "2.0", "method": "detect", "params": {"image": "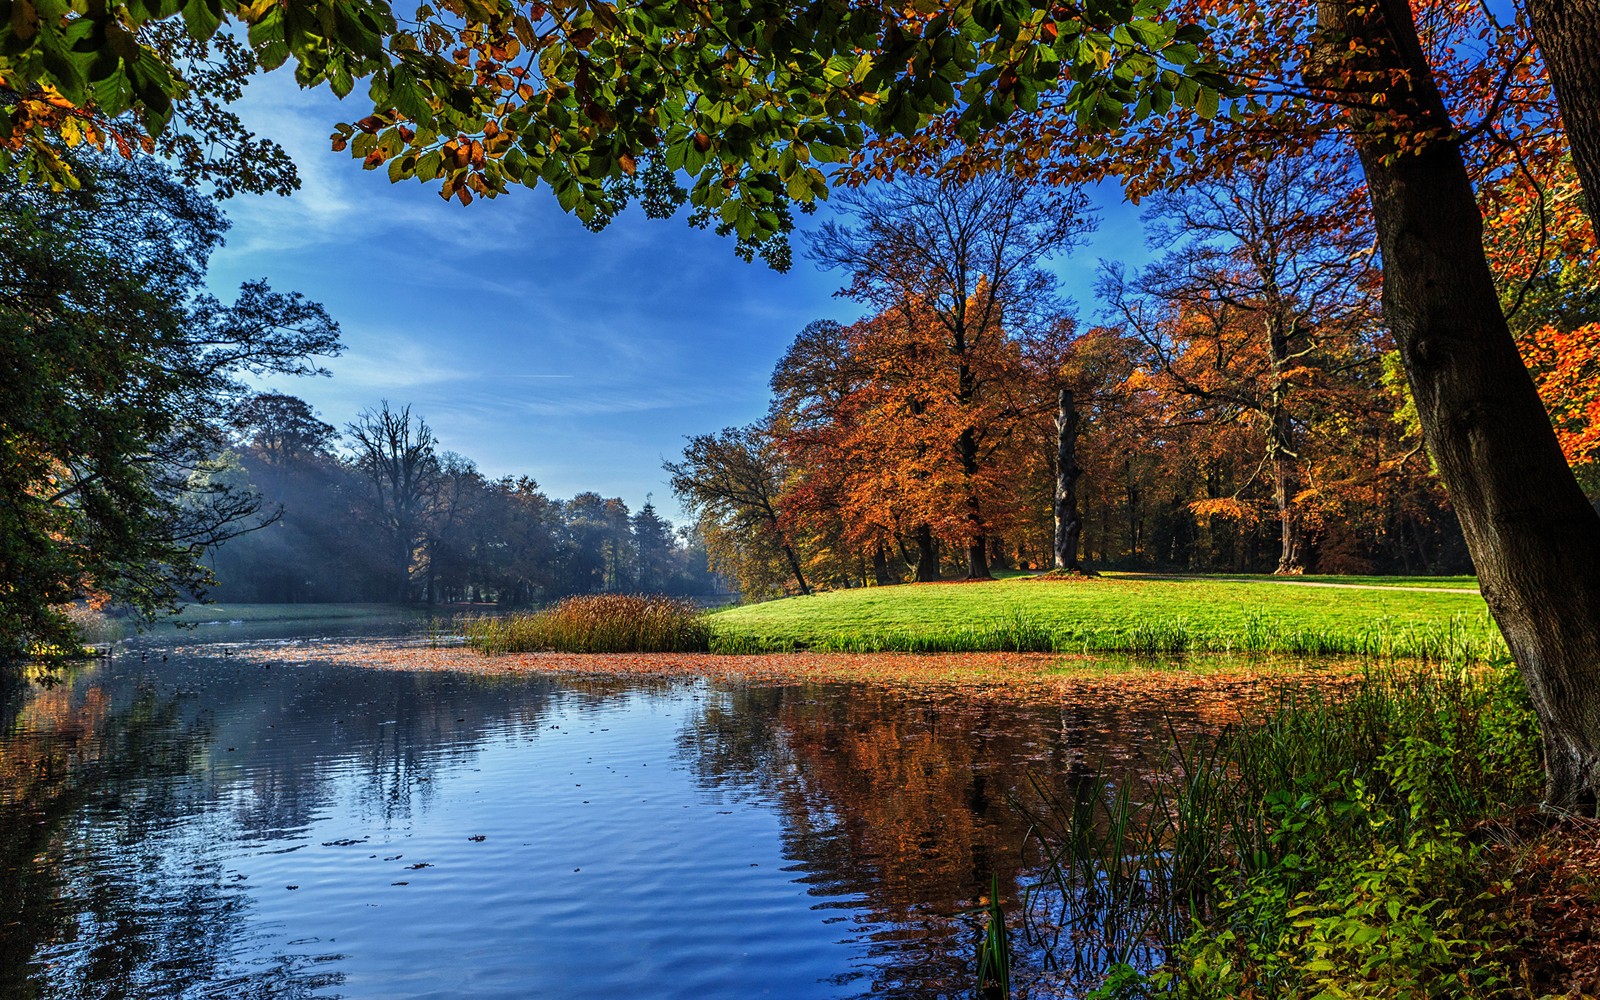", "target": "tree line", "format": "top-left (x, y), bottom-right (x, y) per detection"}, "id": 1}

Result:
top-left (214, 395), bottom-right (717, 606)
top-left (671, 147), bottom-right (1595, 599)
